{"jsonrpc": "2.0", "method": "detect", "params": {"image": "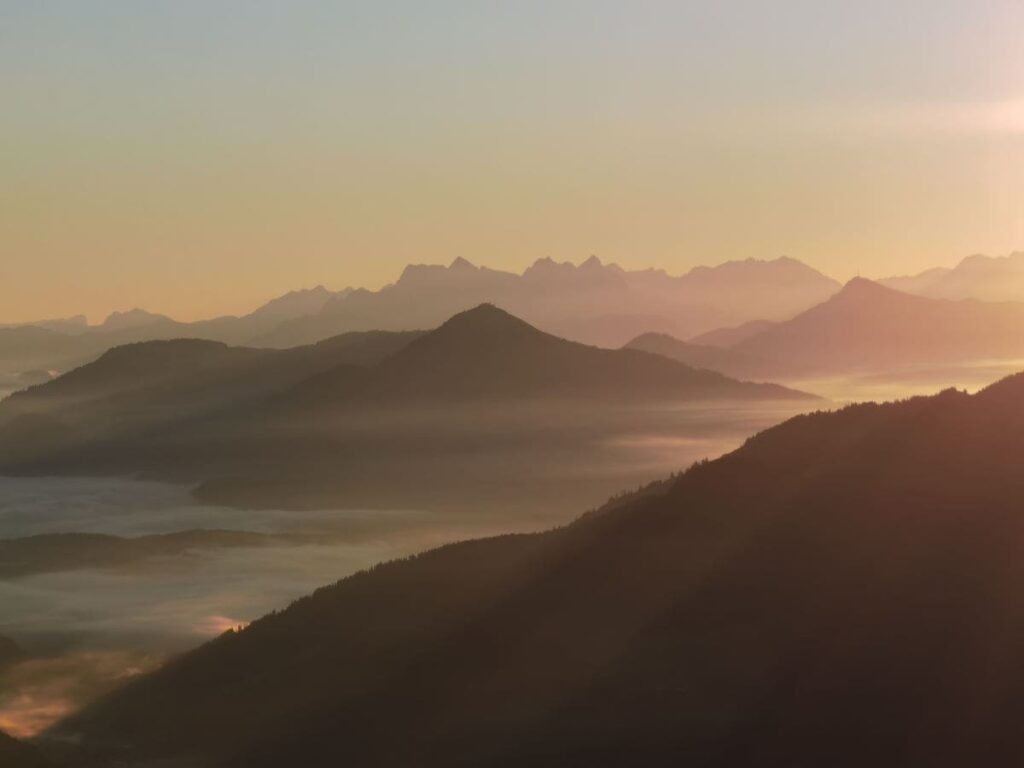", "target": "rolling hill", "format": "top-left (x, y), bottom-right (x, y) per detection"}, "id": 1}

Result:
top-left (0, 330), bottom-right (421, 463)
top-left (623, 332), bottom-right (775, 380)
top-left (54, 372), bottom-right (1024, 767)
